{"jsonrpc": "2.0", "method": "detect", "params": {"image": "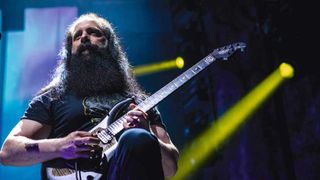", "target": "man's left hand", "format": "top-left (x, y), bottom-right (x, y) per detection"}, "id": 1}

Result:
top-left (123, 103), bottom-right (149, 131)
